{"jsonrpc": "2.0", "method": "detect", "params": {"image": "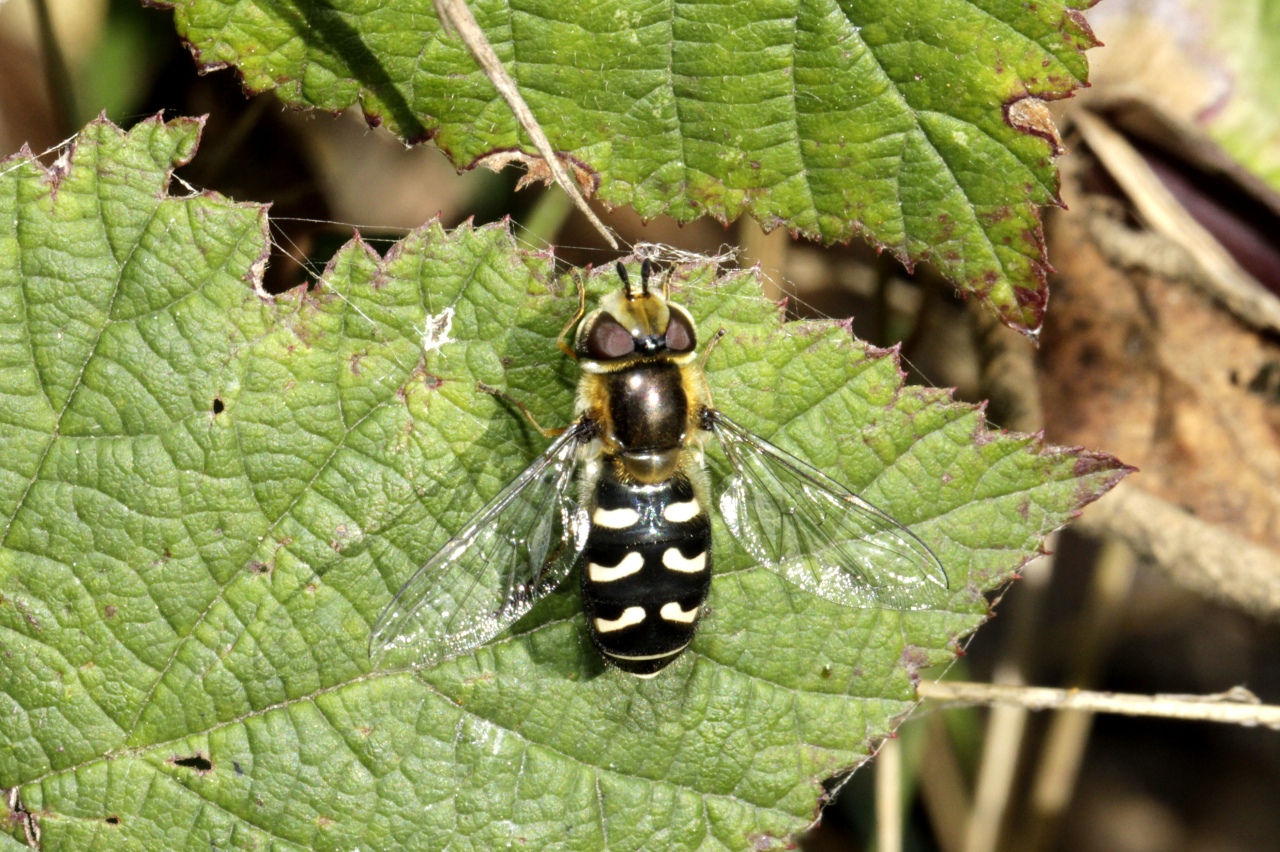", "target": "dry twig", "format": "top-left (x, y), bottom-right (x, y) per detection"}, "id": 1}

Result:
top-left (958, 302), bottom-right (1047, 852)
top-left (432, 0), bottom-right (618, 249)
top-left (1077, 485), bottom-right (1280, 620)
top-left (876, 735), bottom-right (904, 852)
top-left (1074, 110), bottom-right (1280, 333)
top-left (919, 681), bottom-right (1280, 730)
top-left (1023, 537), bottom-right (1136, 852)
